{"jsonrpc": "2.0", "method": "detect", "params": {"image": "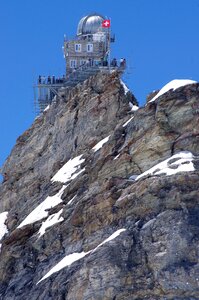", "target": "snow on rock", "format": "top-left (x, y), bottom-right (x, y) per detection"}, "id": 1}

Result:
top-left (37, 228), bottom-right (126, 283)
top-left (113, 154), bottom-right (120, 160)
top-left (17, 155), bottom-right (85, 229)
top-left (92, 136), bottom-right (110, 152)
top-left (51, 155), bottom-right (85, 183)
top-left (67, 195), bottom-right (77, 205)
top-left (17, 186), bottom-right (66, 228)
top-left (131, 105), bottom-right (139, 112)
top-left (120, 80), bottom-right (129, 95)
top-left (37, 252), bottom-right (88, 284)
top-left (129, 175), bottom-right (138, 181)
top-left (123, 116), bottom-right (134, 127)
top-left (38, 209), bottom-right (64, 237)
top-left (44, 105), bottom-right (50, 112)
top-left (129, 102), bottom-right (139, 112)
top-left (135, 151), bottom-right (195, 181)
top-left (149, 79), bottom-right (197, 102)
top-left (91, 229), bottom-right (126, 253)
top-left (155, 251), bottom-right (167, 257)
top-left (0, 212), bottom-right (8, 241)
